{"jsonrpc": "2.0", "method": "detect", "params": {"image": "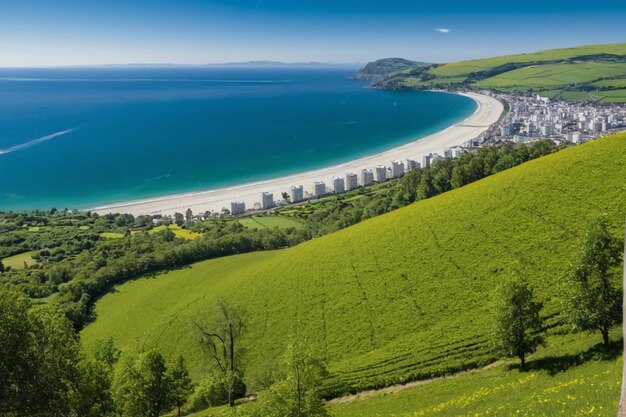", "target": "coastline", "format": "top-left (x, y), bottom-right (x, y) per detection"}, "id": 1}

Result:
top-left (93, 91), bottom-right (504, 216)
